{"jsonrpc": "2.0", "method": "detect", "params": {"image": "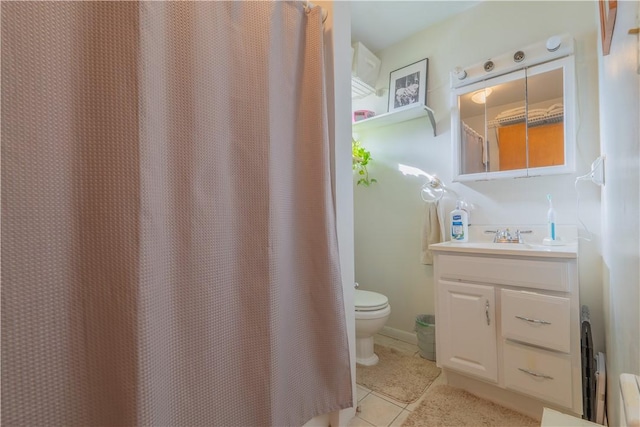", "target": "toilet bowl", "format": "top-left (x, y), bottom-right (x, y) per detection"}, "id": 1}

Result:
top-left (355, 289), bottom-right (391, 366)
